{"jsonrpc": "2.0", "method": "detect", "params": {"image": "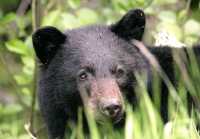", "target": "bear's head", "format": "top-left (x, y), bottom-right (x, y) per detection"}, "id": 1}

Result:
top-left (32, 9), bottom-right (148, 123)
